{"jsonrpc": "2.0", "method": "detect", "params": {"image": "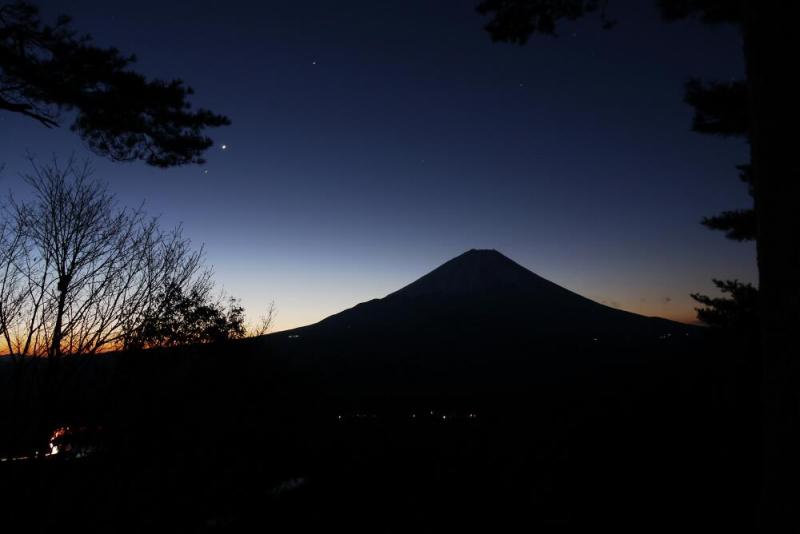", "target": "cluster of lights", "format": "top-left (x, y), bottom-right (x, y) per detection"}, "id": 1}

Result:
top-left (0, 425), bottom-right (71, 462)
top-left (336, 411), bottom-right (479, 422)
top-left (48, 426), bottom-right (70, 456)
